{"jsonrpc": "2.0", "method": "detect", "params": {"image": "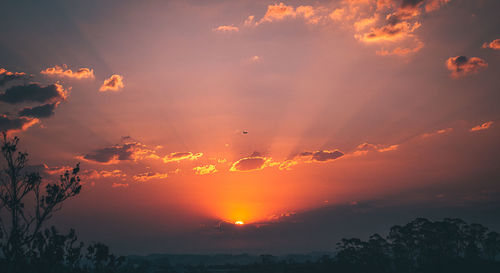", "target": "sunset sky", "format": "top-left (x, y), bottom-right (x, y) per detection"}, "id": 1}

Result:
top-left (1, 0), bottom-right (500, 255)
